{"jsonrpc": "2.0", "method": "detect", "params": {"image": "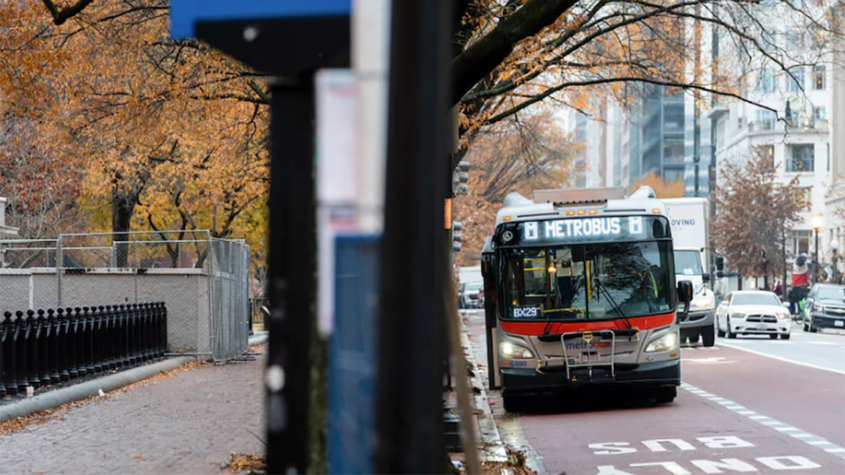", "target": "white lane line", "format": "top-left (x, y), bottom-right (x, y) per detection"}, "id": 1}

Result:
top-left (806, 341), bottom-right (838, 346)
top-left (682, 382), bottom-right (845, 457)
top-left (716, 341), bottom-right (845, 375)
